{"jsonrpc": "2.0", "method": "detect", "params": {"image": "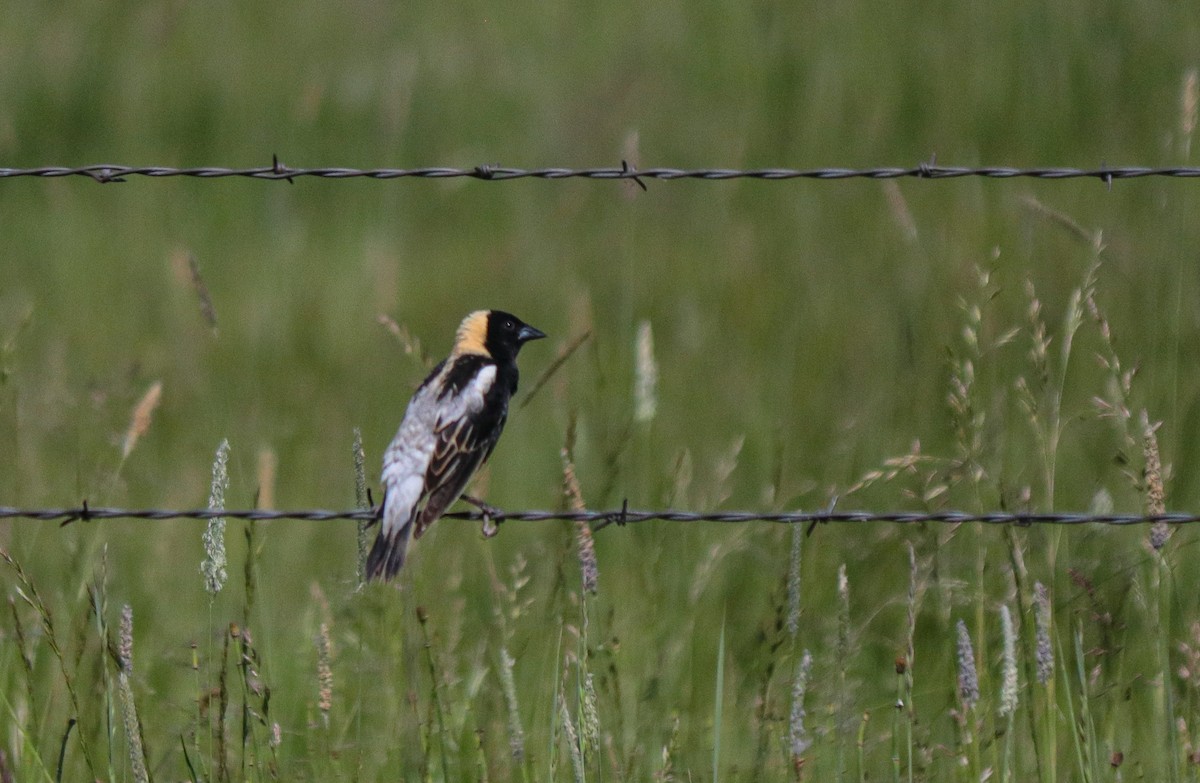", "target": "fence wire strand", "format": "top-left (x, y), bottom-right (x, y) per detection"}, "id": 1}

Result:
top-left (3, 161), bottom-right (1200, 185)
top-left (1, 505), bottom-right (1197, 530)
